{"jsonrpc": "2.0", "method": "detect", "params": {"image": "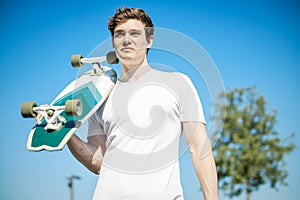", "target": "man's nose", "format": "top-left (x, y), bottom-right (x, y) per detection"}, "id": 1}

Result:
top-left (123, 33), bottom-right (133, 42)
